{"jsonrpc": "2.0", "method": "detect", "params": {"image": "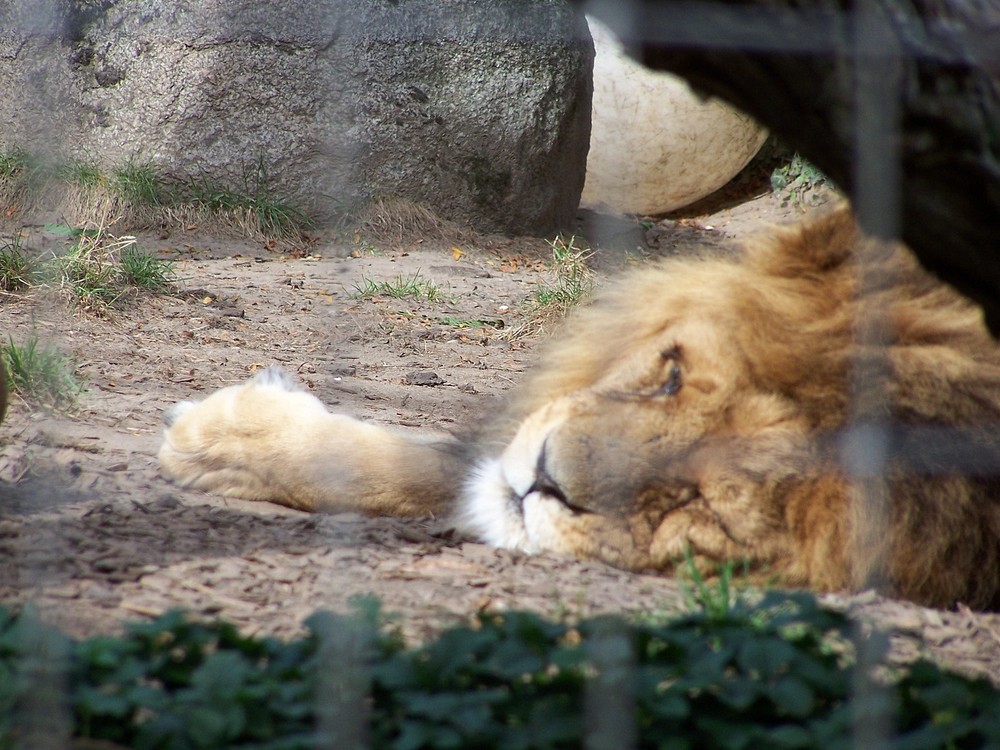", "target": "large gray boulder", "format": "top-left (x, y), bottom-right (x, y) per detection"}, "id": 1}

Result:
top-left (0, 0), bottom-right (593, 235)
